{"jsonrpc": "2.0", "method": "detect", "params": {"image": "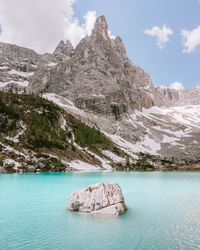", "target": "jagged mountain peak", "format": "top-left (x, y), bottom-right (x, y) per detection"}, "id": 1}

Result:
top-left (0, 15), bottom-right (200, 167)
top-left (66, 39), bottom-right (74, 48)
top-left (112, 36), bottom-right (127, 58)
top-left (28, 14), bottom-right (157, 114)
top-left (93, 15), bottom-right (108, 33)
top-left (95, 15), bottom-right (107, 27)
top-left (53, 39), bottom-right (74, 61)
top-left (91, 15), bottom-right (110, 42)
